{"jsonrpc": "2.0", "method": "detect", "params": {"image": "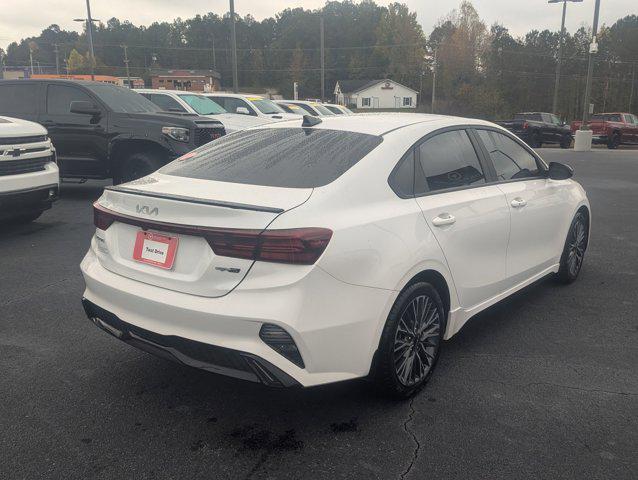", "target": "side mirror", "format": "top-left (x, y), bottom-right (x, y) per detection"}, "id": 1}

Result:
top-left (548, 161), bottom-right (573, 180)
top-left (236, 106), bottom-right (250, 115)
top-left (70, 100), bottom-right (101, 116)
